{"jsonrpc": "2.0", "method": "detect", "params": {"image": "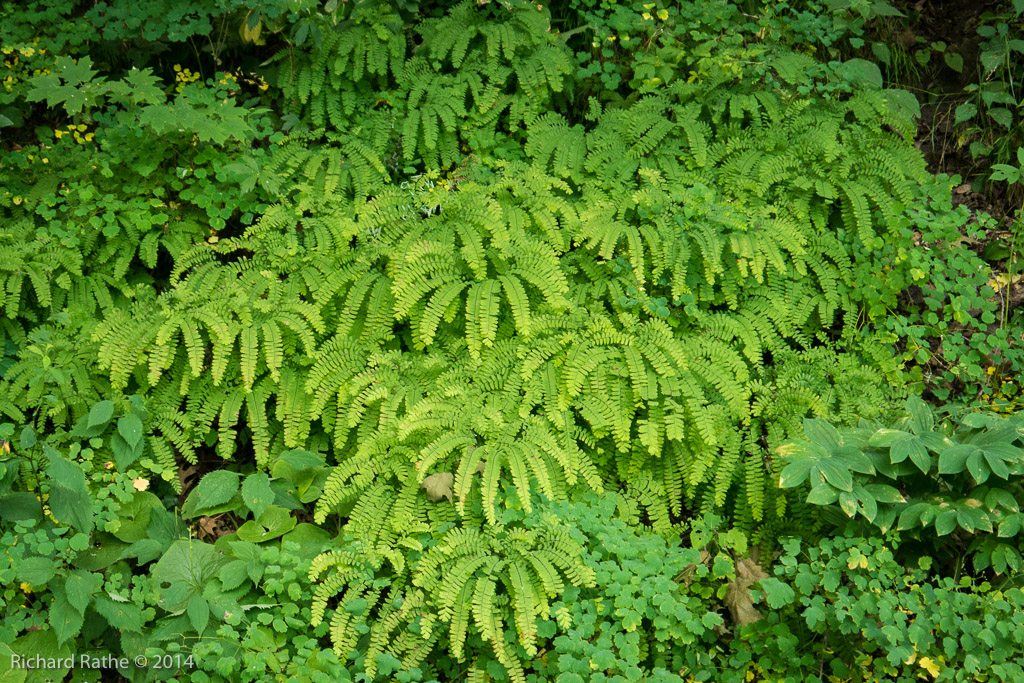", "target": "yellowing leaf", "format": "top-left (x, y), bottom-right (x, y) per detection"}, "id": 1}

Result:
top-left (989, 272), bottom-right (1023, 293)
top-left (657, 9), bottom-right (669, 20)
top-left (919, 657), bottom-right (941, 677)
top-left (421, 472), bottom-right (454, 502)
